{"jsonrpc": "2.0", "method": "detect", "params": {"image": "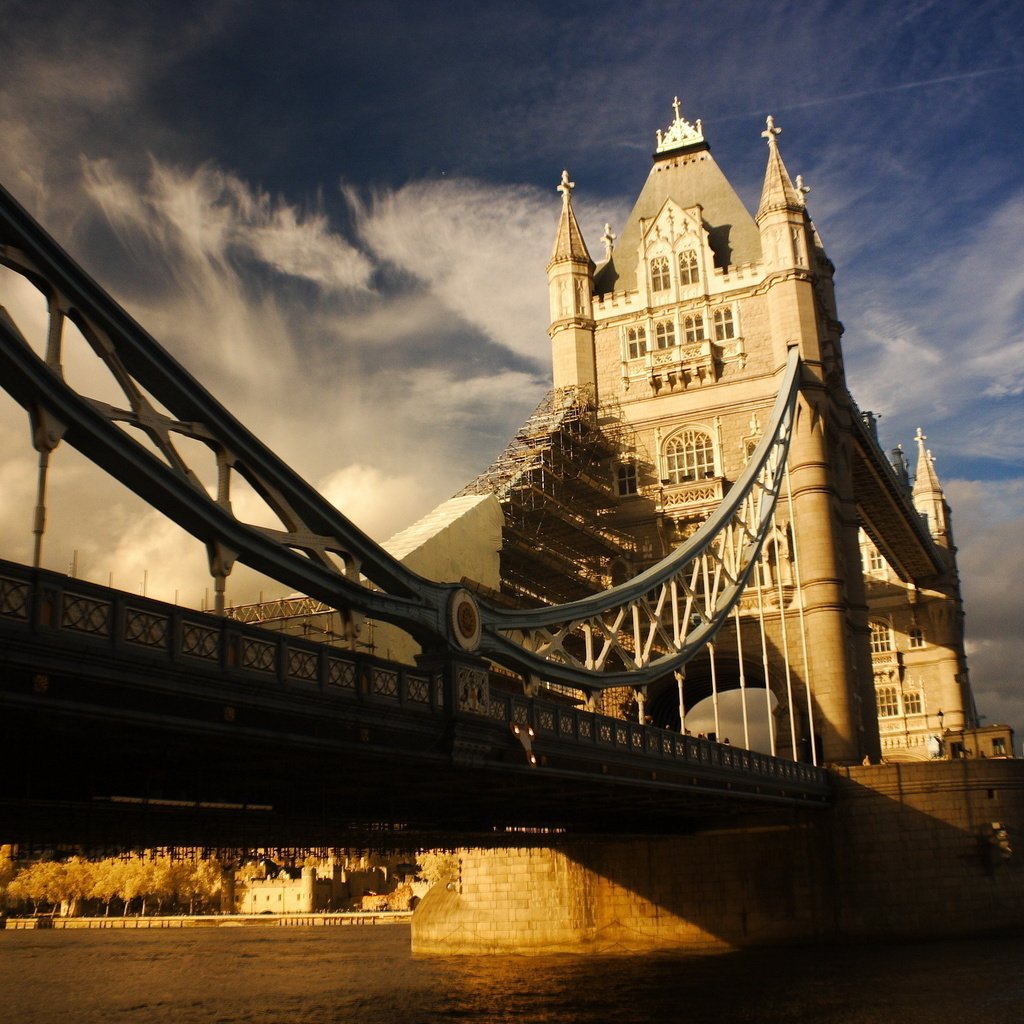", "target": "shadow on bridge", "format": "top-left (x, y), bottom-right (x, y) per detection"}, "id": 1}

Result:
top-left (0, 560), bottom-right (828, 849)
